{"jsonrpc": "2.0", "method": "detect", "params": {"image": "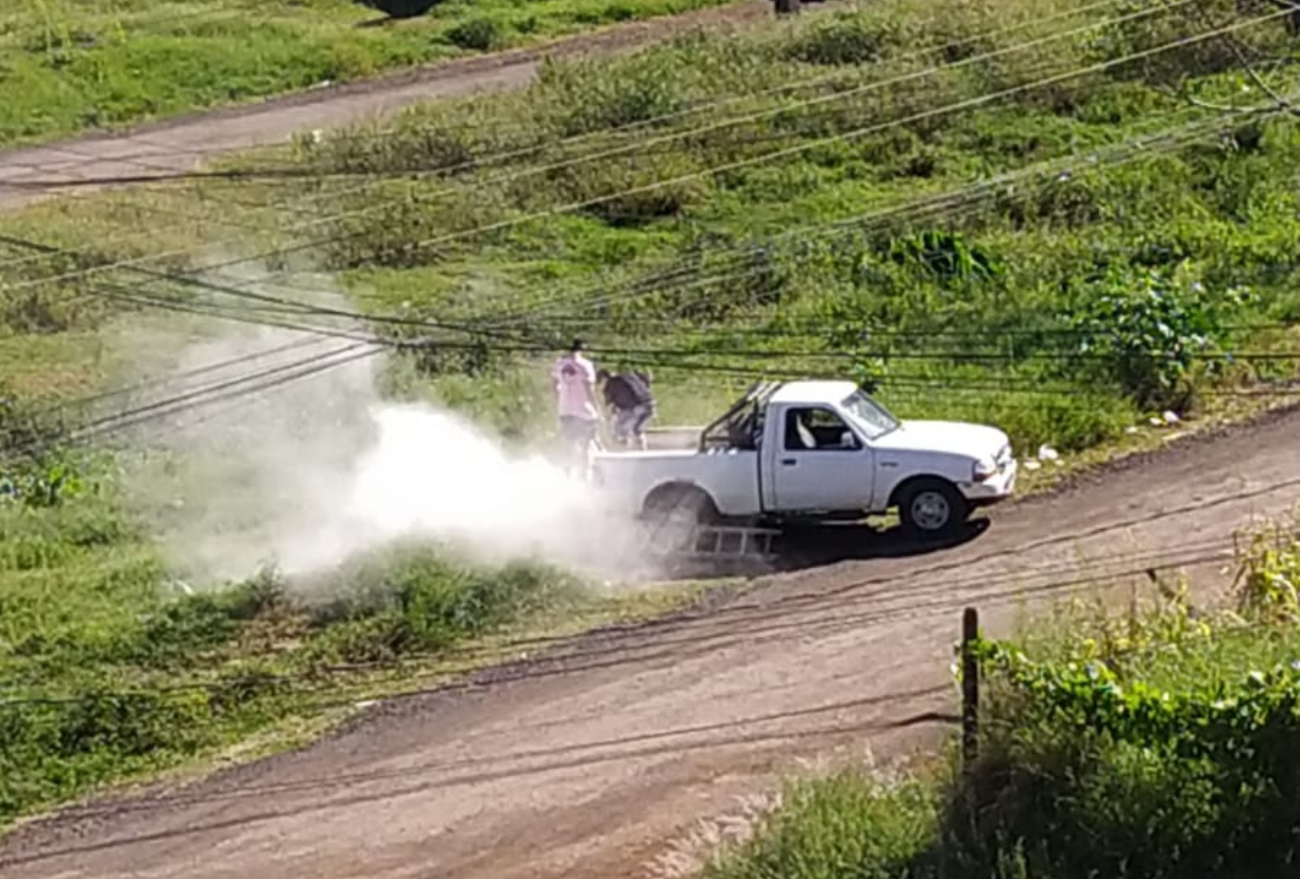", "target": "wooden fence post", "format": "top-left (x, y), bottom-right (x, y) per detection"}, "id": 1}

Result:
top-left (961, 606), bottom-right (980, 771)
